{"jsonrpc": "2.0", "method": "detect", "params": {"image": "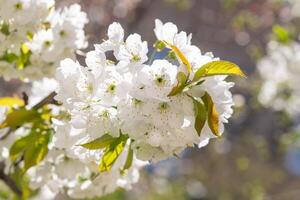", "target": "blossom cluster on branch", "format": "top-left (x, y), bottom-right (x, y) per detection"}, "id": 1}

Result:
top-left (0, 2), bottom-right (244, 198)
top-left (0, 0), bottom-right (87, 80)
top-left (55, 20), bottom-right (243, 163)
